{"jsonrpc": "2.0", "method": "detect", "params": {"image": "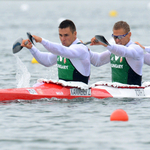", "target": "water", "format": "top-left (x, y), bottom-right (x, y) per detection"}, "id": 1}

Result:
top-left (1, 0), bottom-right (150, 149)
